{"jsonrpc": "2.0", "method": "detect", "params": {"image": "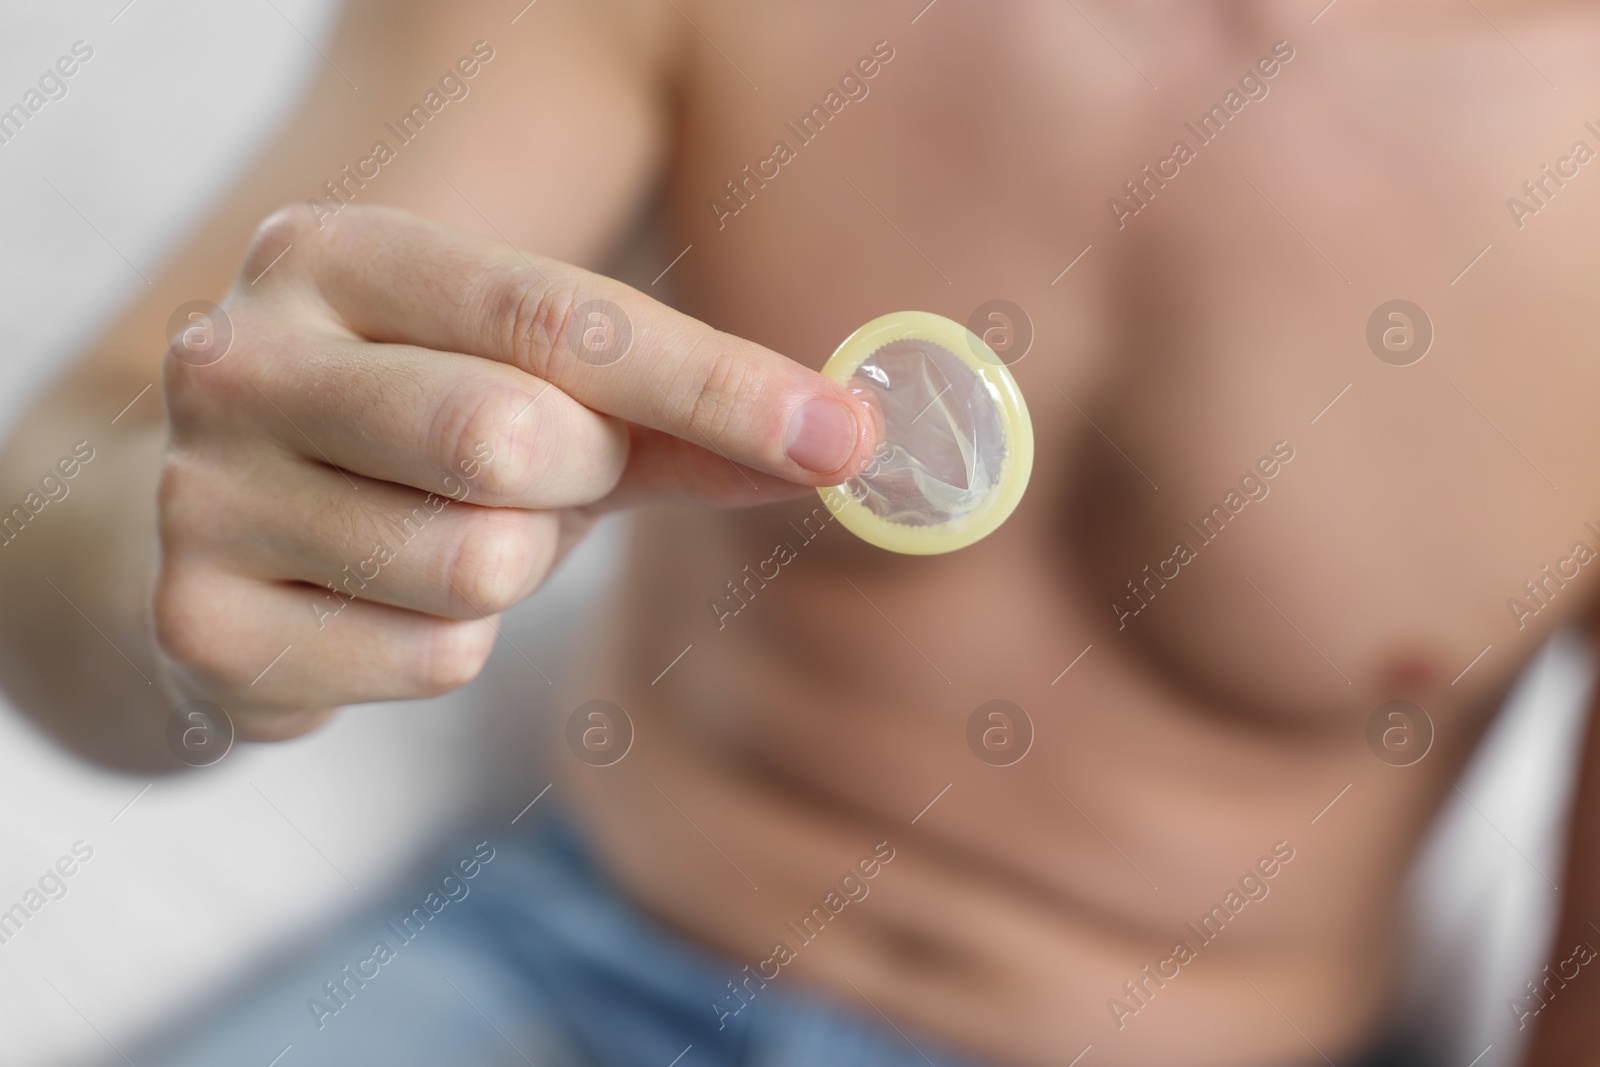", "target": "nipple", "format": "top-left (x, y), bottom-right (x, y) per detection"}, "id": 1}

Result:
top-left (1379, 649), bottom-right (1445, 699)
top-left (818, 312), bottom-right (1033, 554)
